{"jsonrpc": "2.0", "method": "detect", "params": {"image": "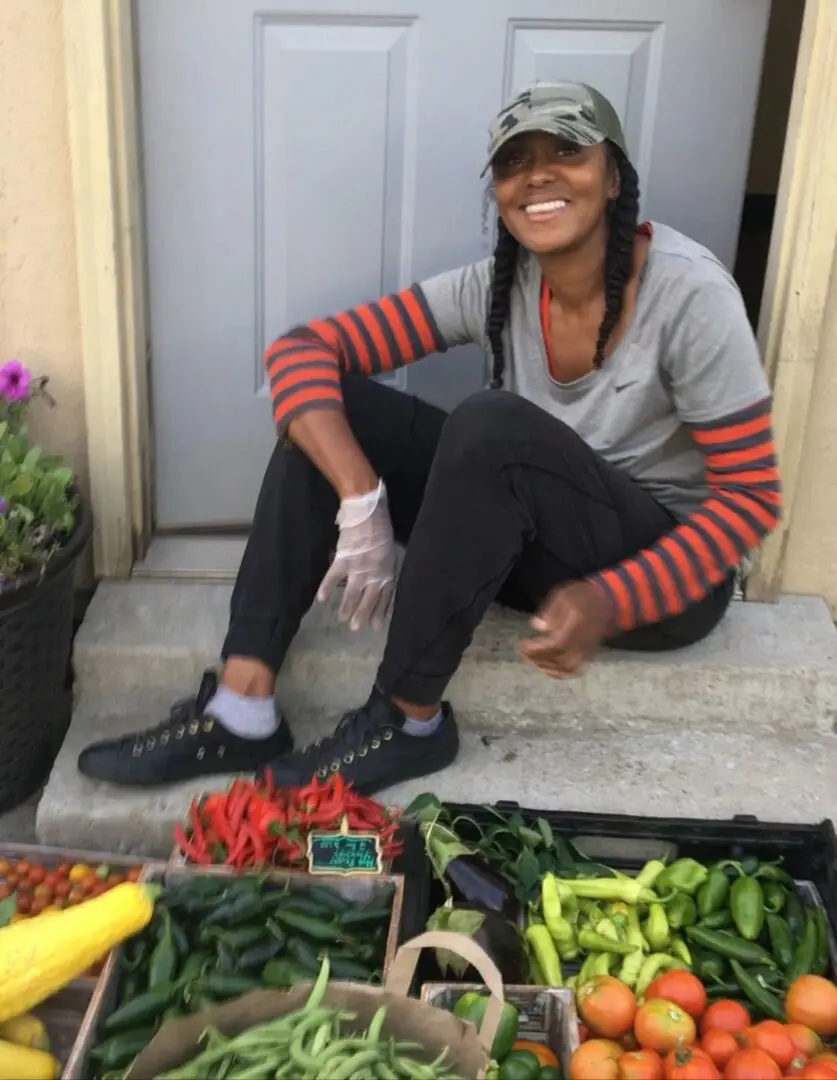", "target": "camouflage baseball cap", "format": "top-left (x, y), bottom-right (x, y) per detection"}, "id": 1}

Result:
top-left (483, 81), bottom-right (627, 175)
